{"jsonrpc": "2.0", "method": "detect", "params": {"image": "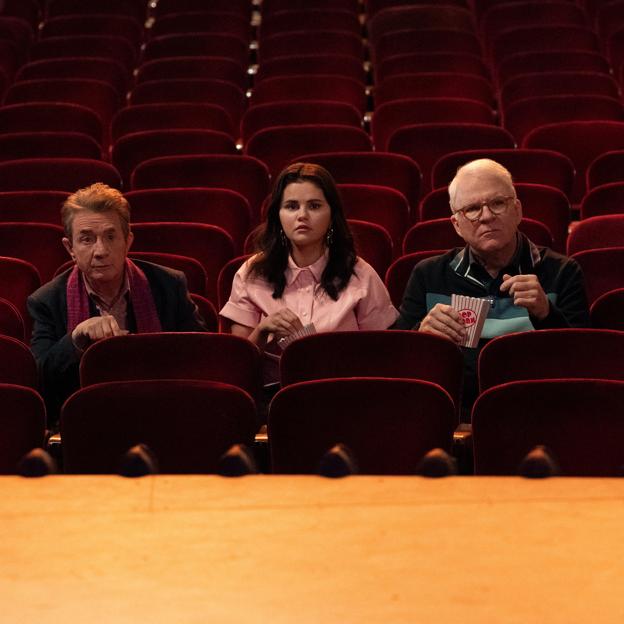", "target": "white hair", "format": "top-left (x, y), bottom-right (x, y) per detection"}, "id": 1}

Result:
top-left (447, 159), bottom-right (515, 211)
